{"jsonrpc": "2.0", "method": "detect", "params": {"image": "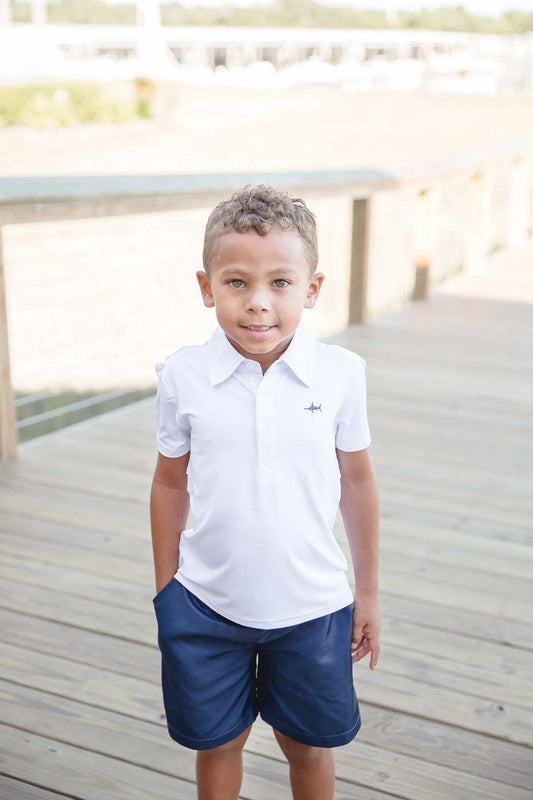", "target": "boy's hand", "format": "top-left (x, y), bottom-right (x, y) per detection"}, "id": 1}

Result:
top-left (351, 593), bottom-right (380, 670)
